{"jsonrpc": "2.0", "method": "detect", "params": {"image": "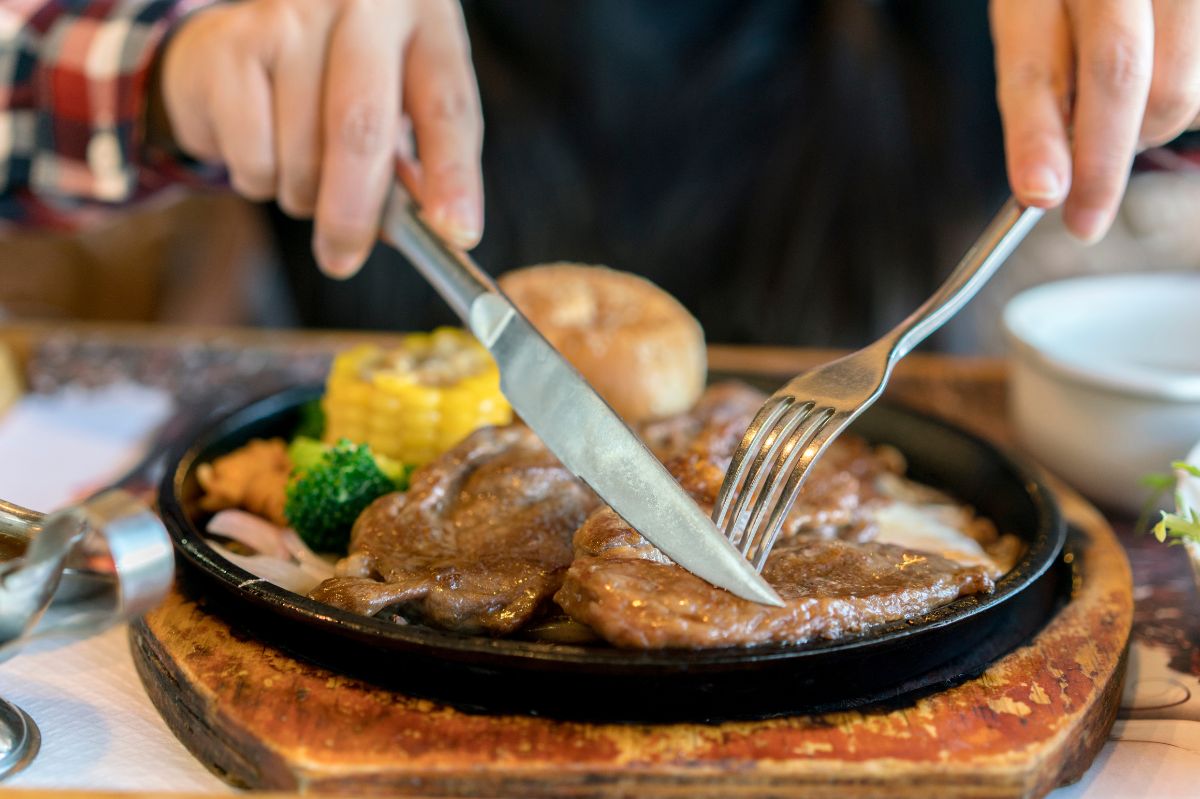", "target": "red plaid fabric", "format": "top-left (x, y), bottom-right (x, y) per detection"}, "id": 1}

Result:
top-left (0, 0), bottom-right (218, 229)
